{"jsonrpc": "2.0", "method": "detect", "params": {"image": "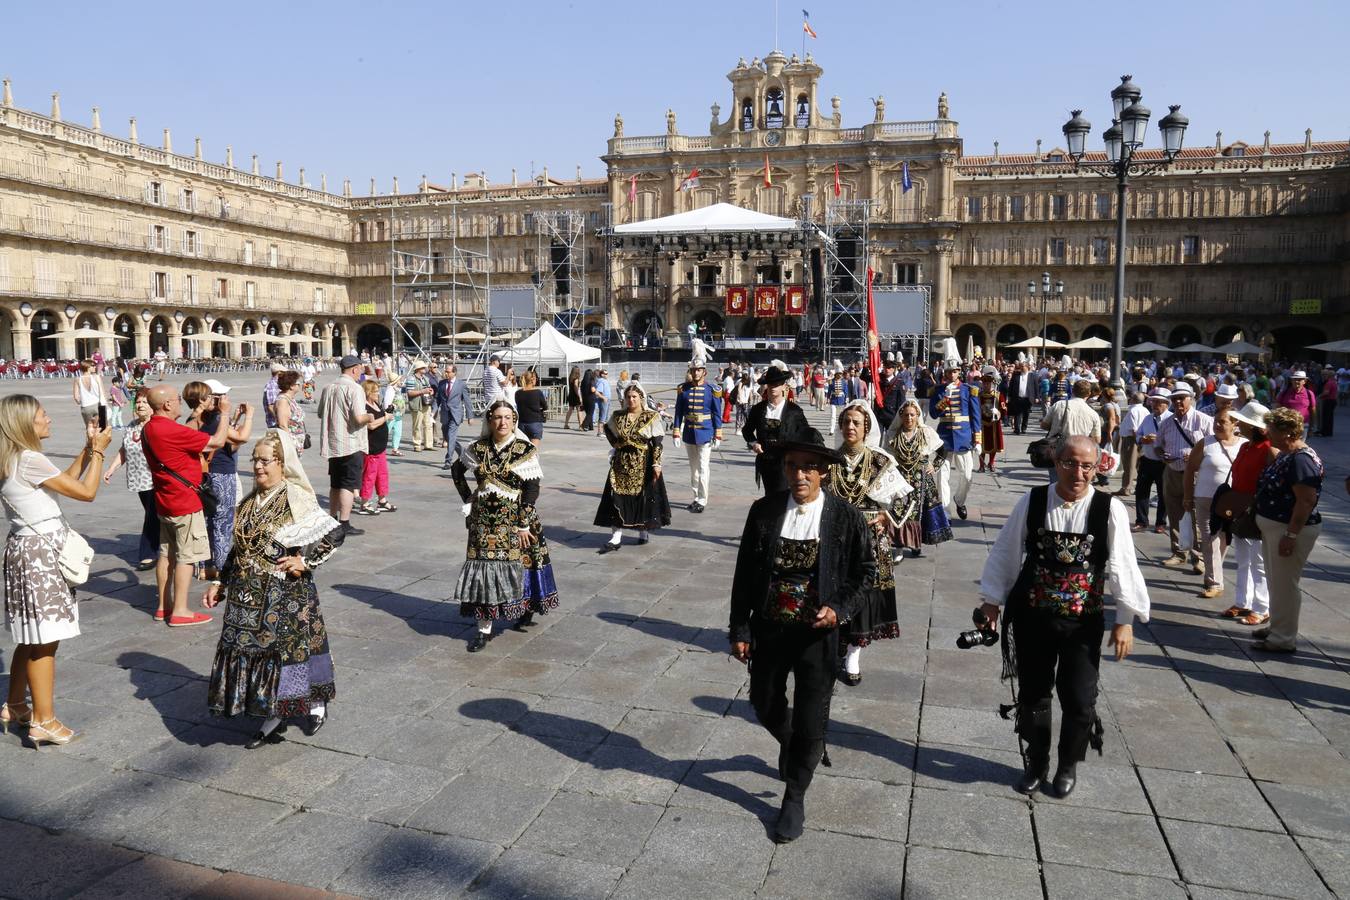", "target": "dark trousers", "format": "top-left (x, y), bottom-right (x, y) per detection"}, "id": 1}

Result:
top-left (1134, 456), bottom-right (1167, 527)
top-left (1009, 397), bottom-right (1032, 434)
top-left (137, 489), bottom-right (160, 562)
top-left (756, 454), bottom-right (789, 495)
top-left (750, 624), bottom-right (837, 799)
top-left (582, 396), bottom-right (596, 430)
top-left (1014, 609), bottom-right (1104, 769)
top-left (1320, 398), bottom-right (1336, 436)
